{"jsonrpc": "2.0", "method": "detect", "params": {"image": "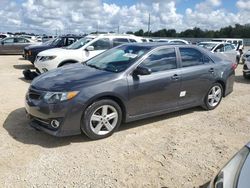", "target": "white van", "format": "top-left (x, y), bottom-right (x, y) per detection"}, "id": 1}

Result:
top-left (34, 34), bottom-right (143, 73)
top-left (211, 38), bottom-right (244, 50)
